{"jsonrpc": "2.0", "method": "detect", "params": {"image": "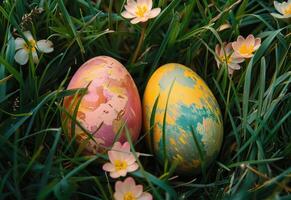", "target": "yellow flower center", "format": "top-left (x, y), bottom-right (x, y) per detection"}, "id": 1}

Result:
top-left (114, 160), bottom-right (128, 171)
top-left (220, 55), bottom-right (232, 64)
top-left (135, 5), bottom-right (148, 17)
top-left (24, 39), bottom-right (36, 52)
top-left (283, 4), bottom-right (291, 15)
top-left (238, 43), bottom-right (254, 55)
top-left (124, 192), bottom-right (136, 200)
